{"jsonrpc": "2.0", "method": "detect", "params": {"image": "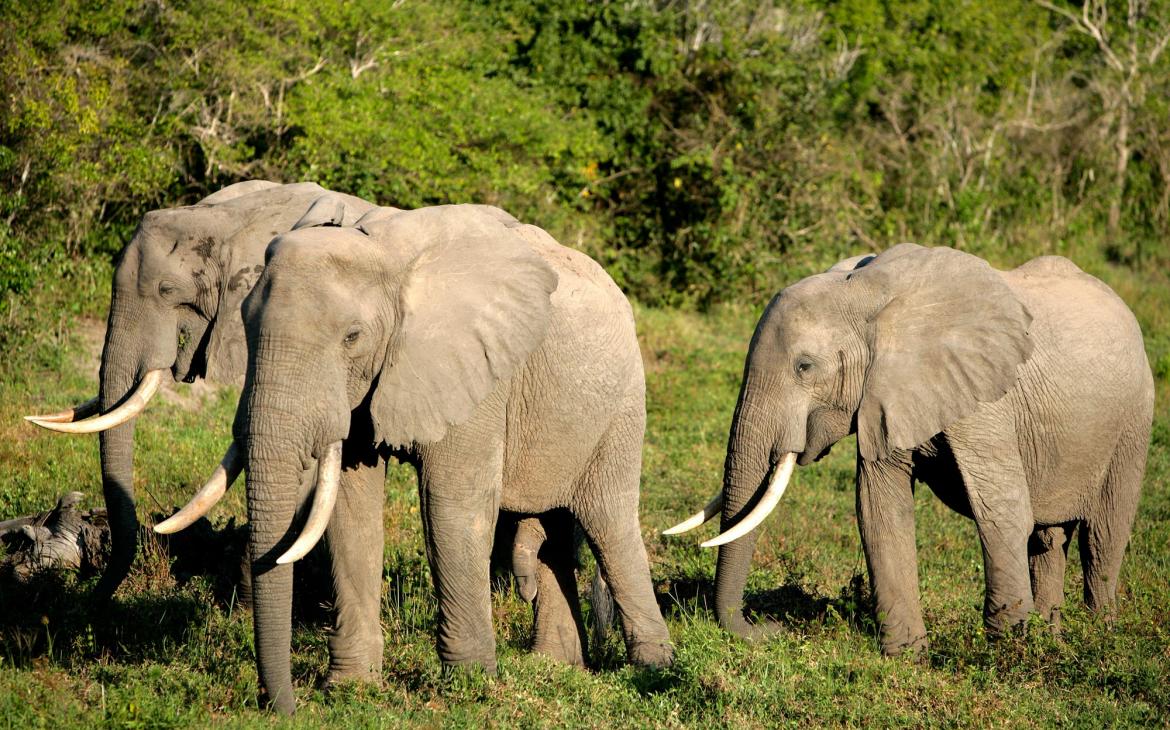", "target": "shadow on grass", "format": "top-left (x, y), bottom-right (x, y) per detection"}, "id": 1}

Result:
top-left (657, 571), bottom-right (878, 637)
top-left (0, 571), bottom-right (213, 667)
